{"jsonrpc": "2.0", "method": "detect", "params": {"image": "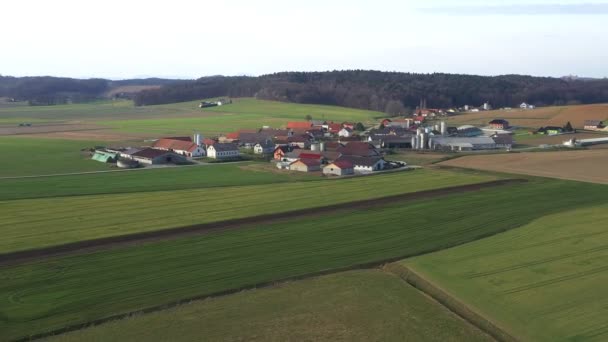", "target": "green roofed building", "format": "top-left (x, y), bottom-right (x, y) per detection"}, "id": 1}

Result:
top-left (92, 150), bottom-right (118, 163)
